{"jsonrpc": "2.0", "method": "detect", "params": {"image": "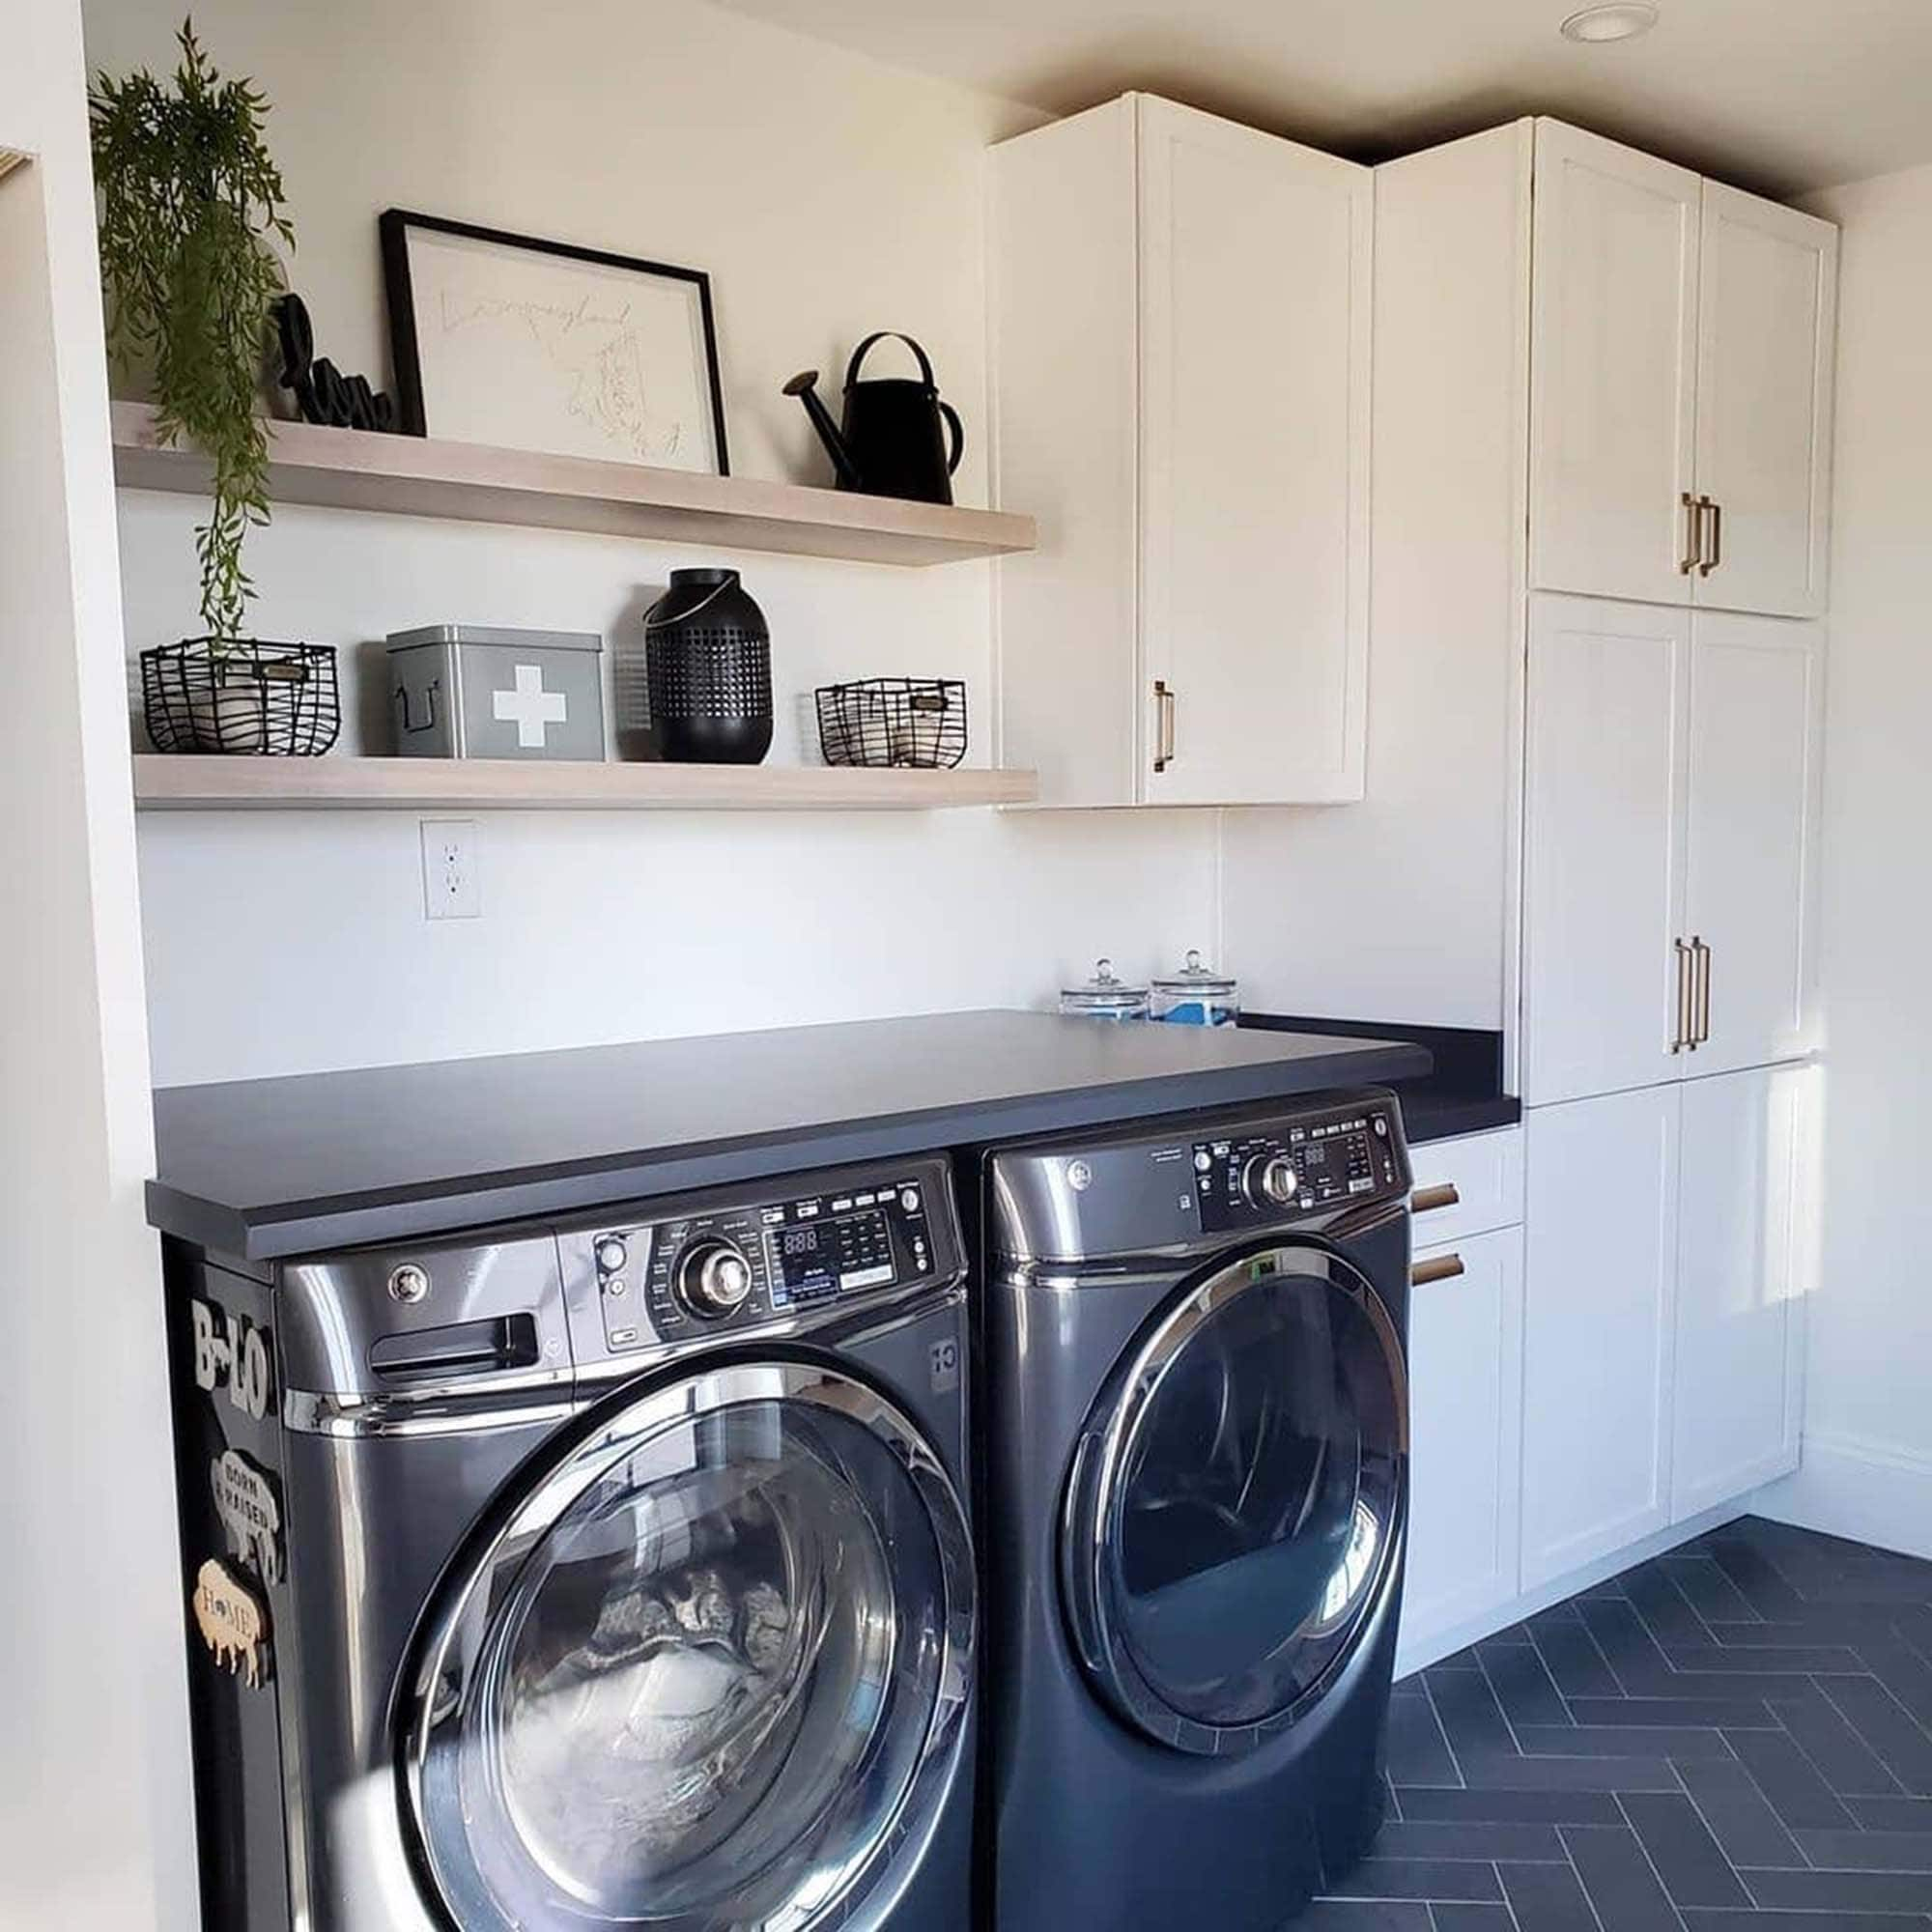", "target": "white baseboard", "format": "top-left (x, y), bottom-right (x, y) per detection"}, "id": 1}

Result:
top-left (1395, 1497), bottom-right (1752, 1680)
top-left (1753, 1432), bottom-right (1932, 1562)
